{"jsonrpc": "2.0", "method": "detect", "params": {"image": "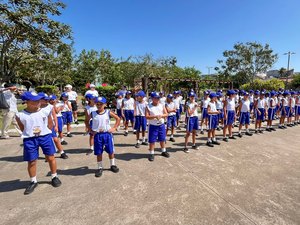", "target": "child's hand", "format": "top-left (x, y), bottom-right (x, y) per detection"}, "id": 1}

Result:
top-left (55, 126), bottom-right (58, 132)
top-left (108, 127), bottom-right (116, 133)
top-left (156, 115), bottom-right (162, 120)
